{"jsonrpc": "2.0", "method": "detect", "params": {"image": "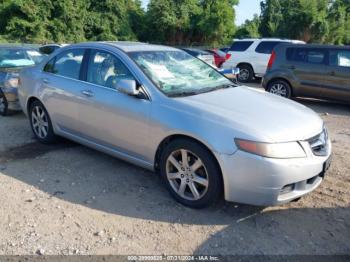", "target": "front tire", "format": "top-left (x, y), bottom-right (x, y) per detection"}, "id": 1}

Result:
top-left (29, 100), bottom-right (56, 144)
top-left (0, 90), bottom-right (8, 116)
top-left (267, 79), bottom-right (292, 98)
top-left (160, 139), bottom-right (222, 208)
